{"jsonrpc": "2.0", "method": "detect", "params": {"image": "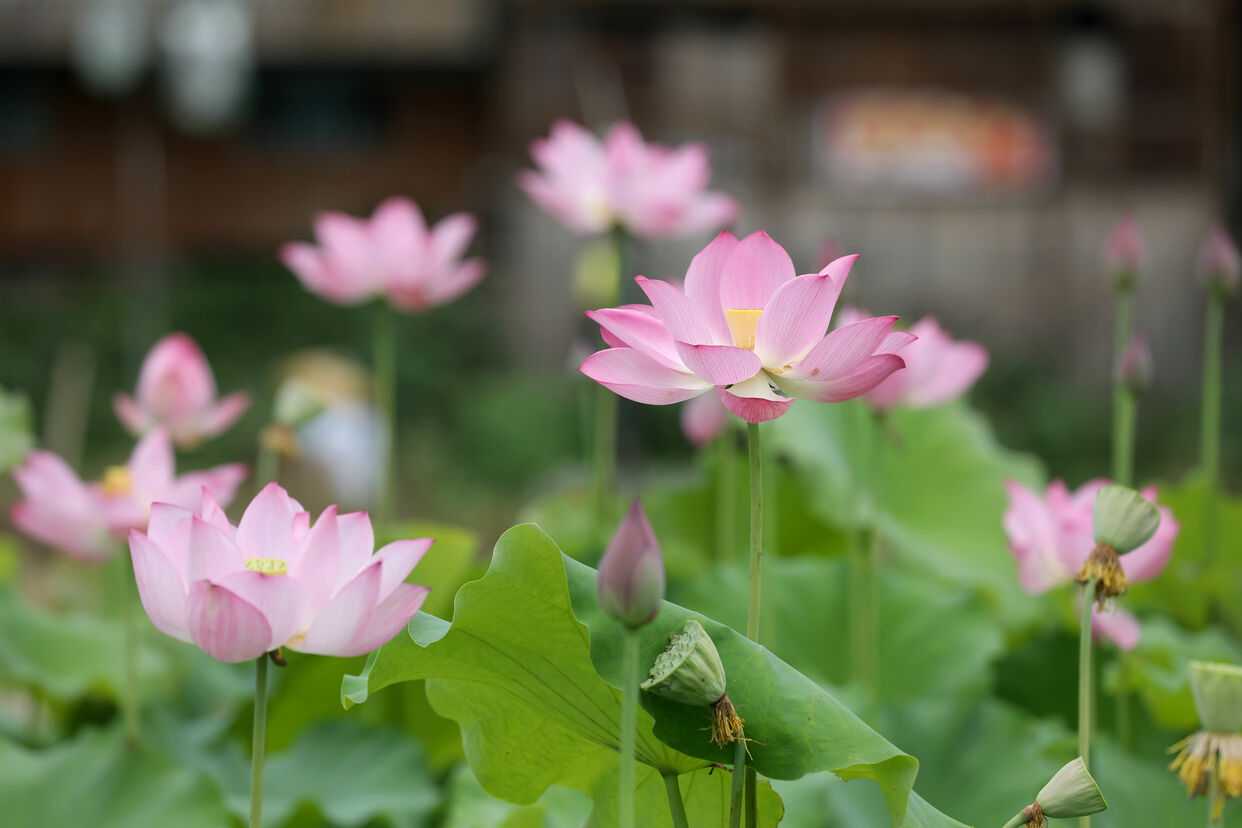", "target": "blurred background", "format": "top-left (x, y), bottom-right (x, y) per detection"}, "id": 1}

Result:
top-left (0, 0), bottom-right (1239, 535)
